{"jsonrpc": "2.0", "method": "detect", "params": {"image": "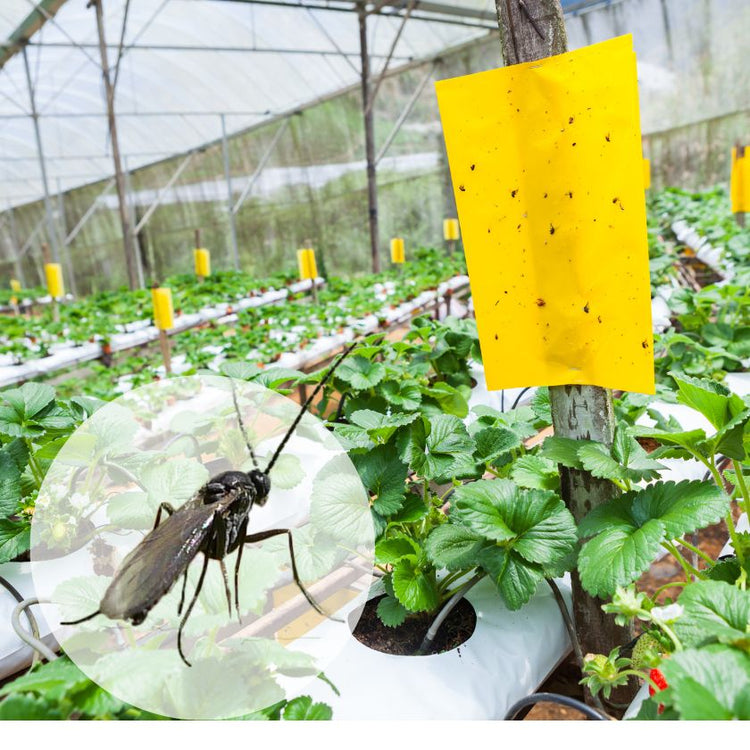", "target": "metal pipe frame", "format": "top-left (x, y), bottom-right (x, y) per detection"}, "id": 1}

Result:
top-left (221, 114), bottom-right (241, 271)
top-left (232, 118), bottom-right (291, 215)
top-left (133, 151), bottom-right (195, 235)
top-left (375, 59), bottom-right (435, 165)
top-left (21, 44), bottom-right (60, 264)
top-left (63, 177), bottom-right (115, 246)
